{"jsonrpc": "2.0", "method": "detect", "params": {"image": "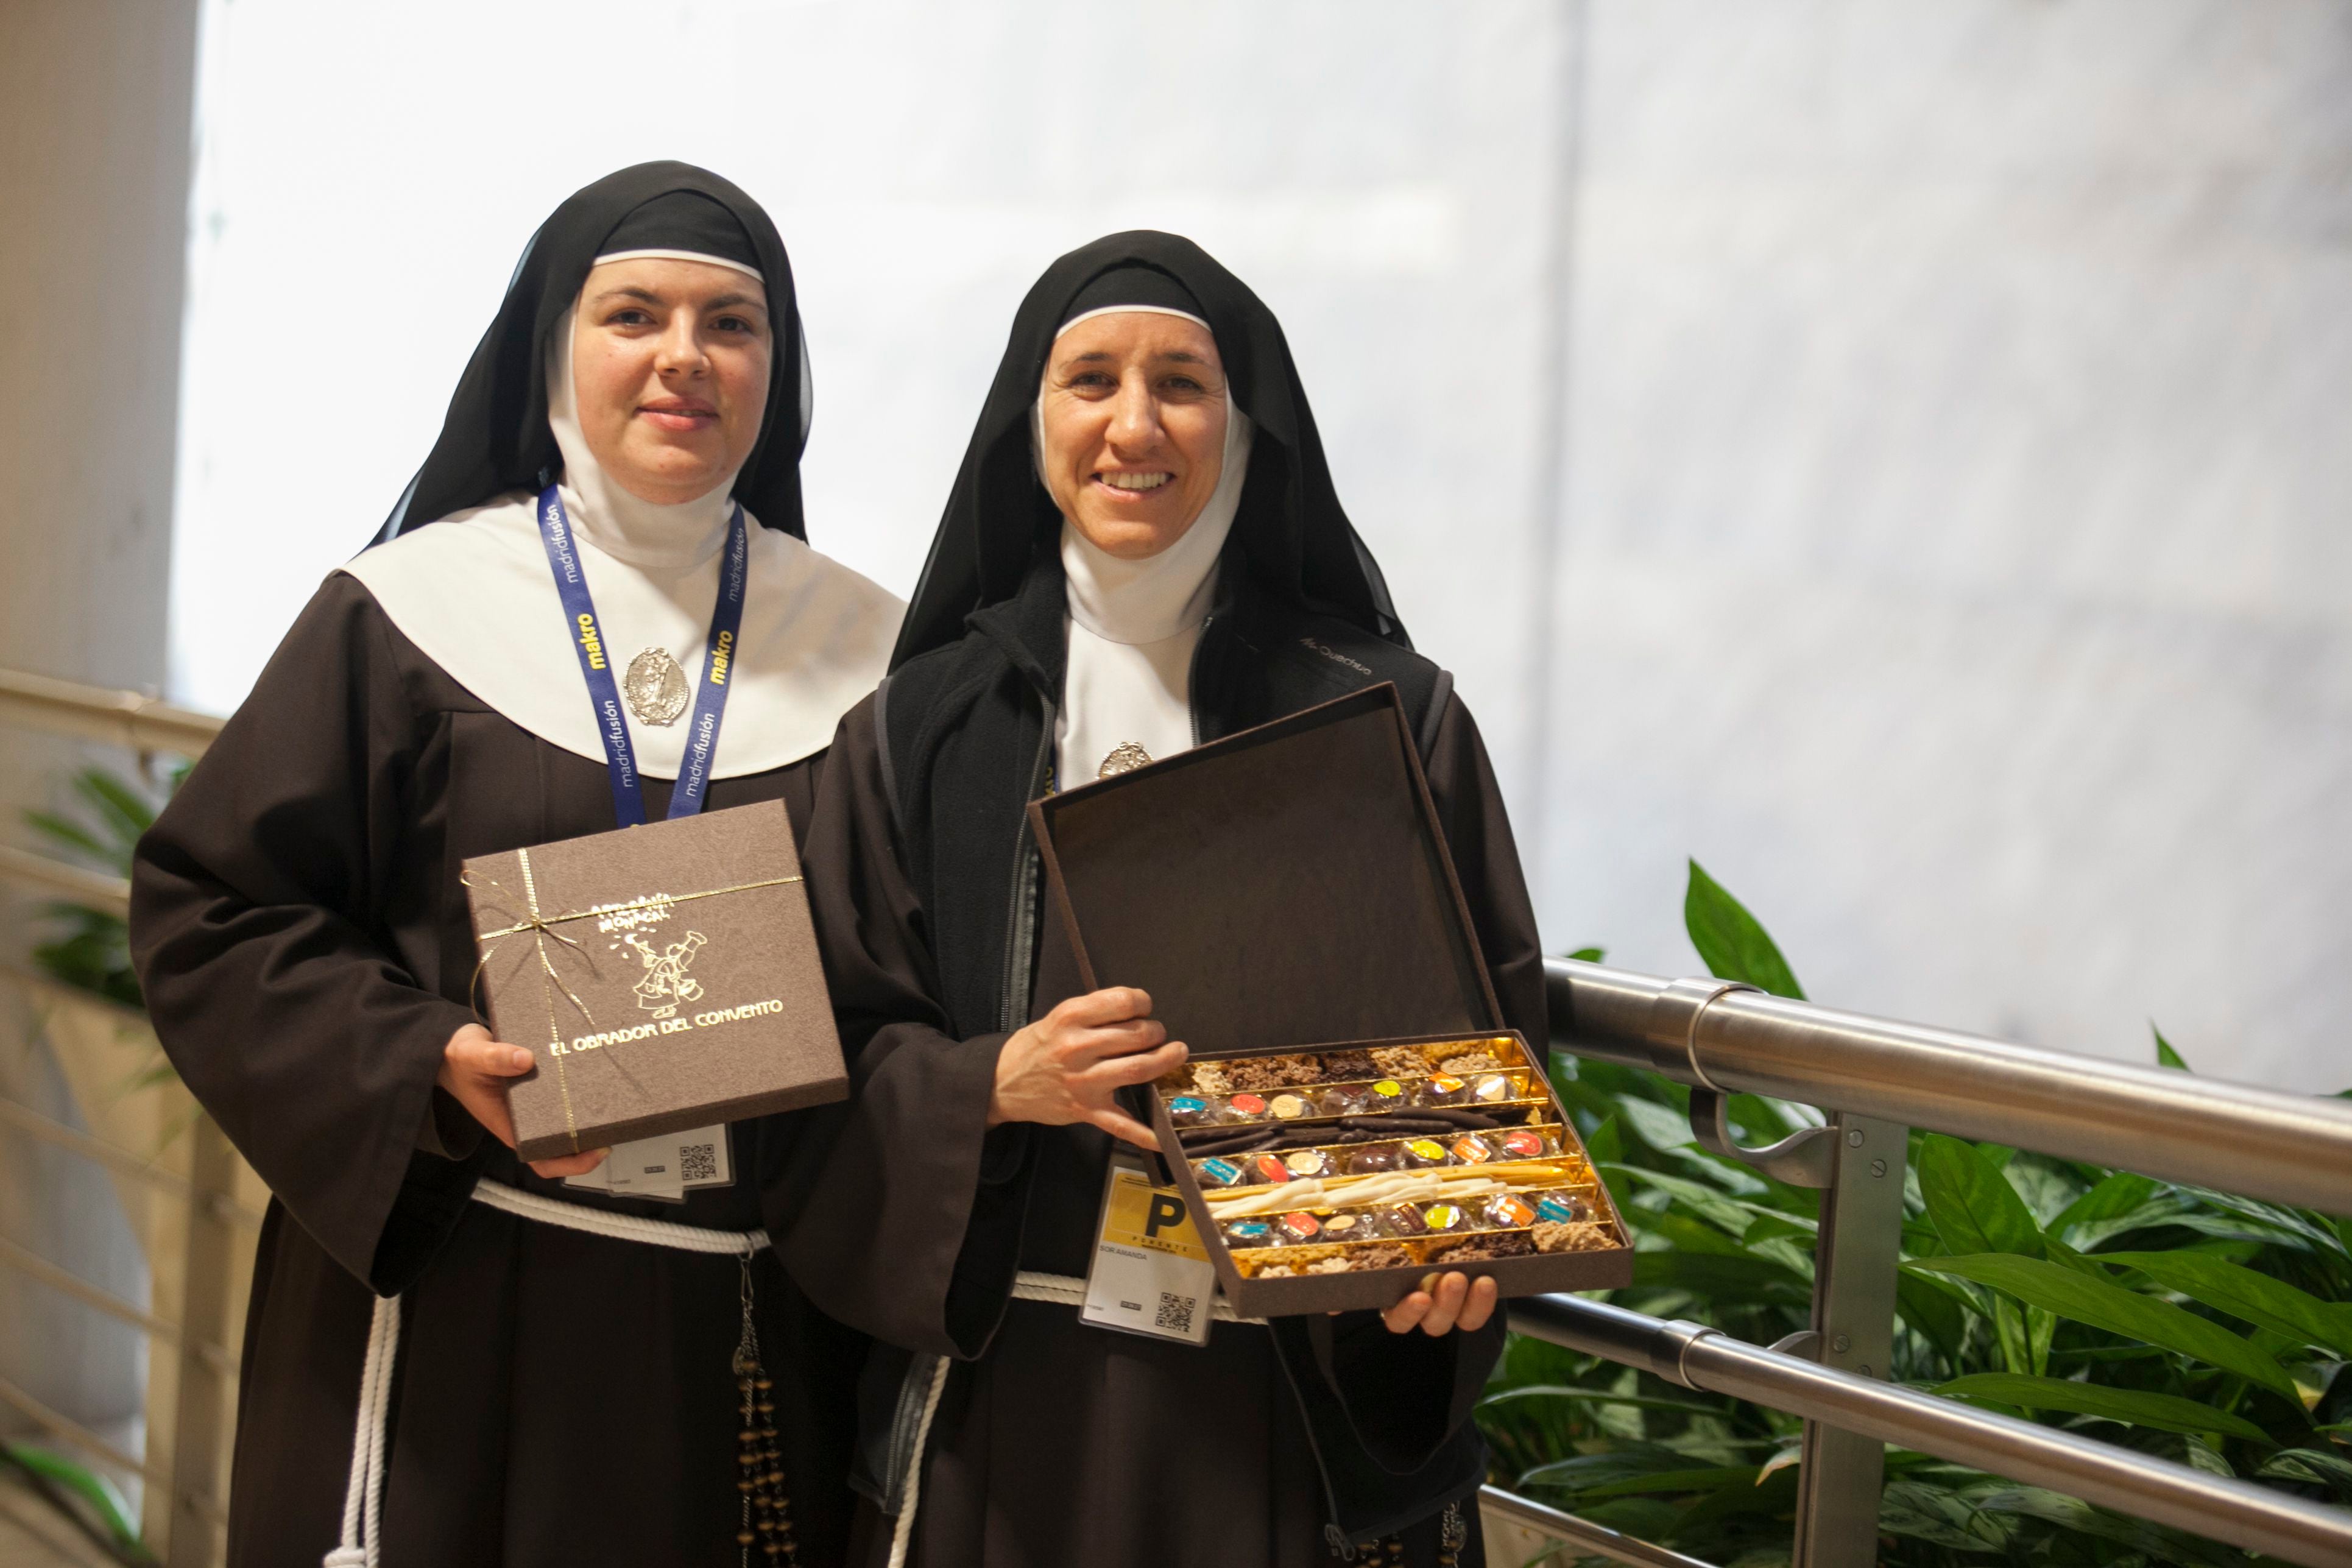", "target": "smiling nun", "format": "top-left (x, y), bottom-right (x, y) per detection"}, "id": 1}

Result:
top-left (130, 163), bottom-right (900, 1566)
top-left (778, 233), bottom-right (1544, 1566)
